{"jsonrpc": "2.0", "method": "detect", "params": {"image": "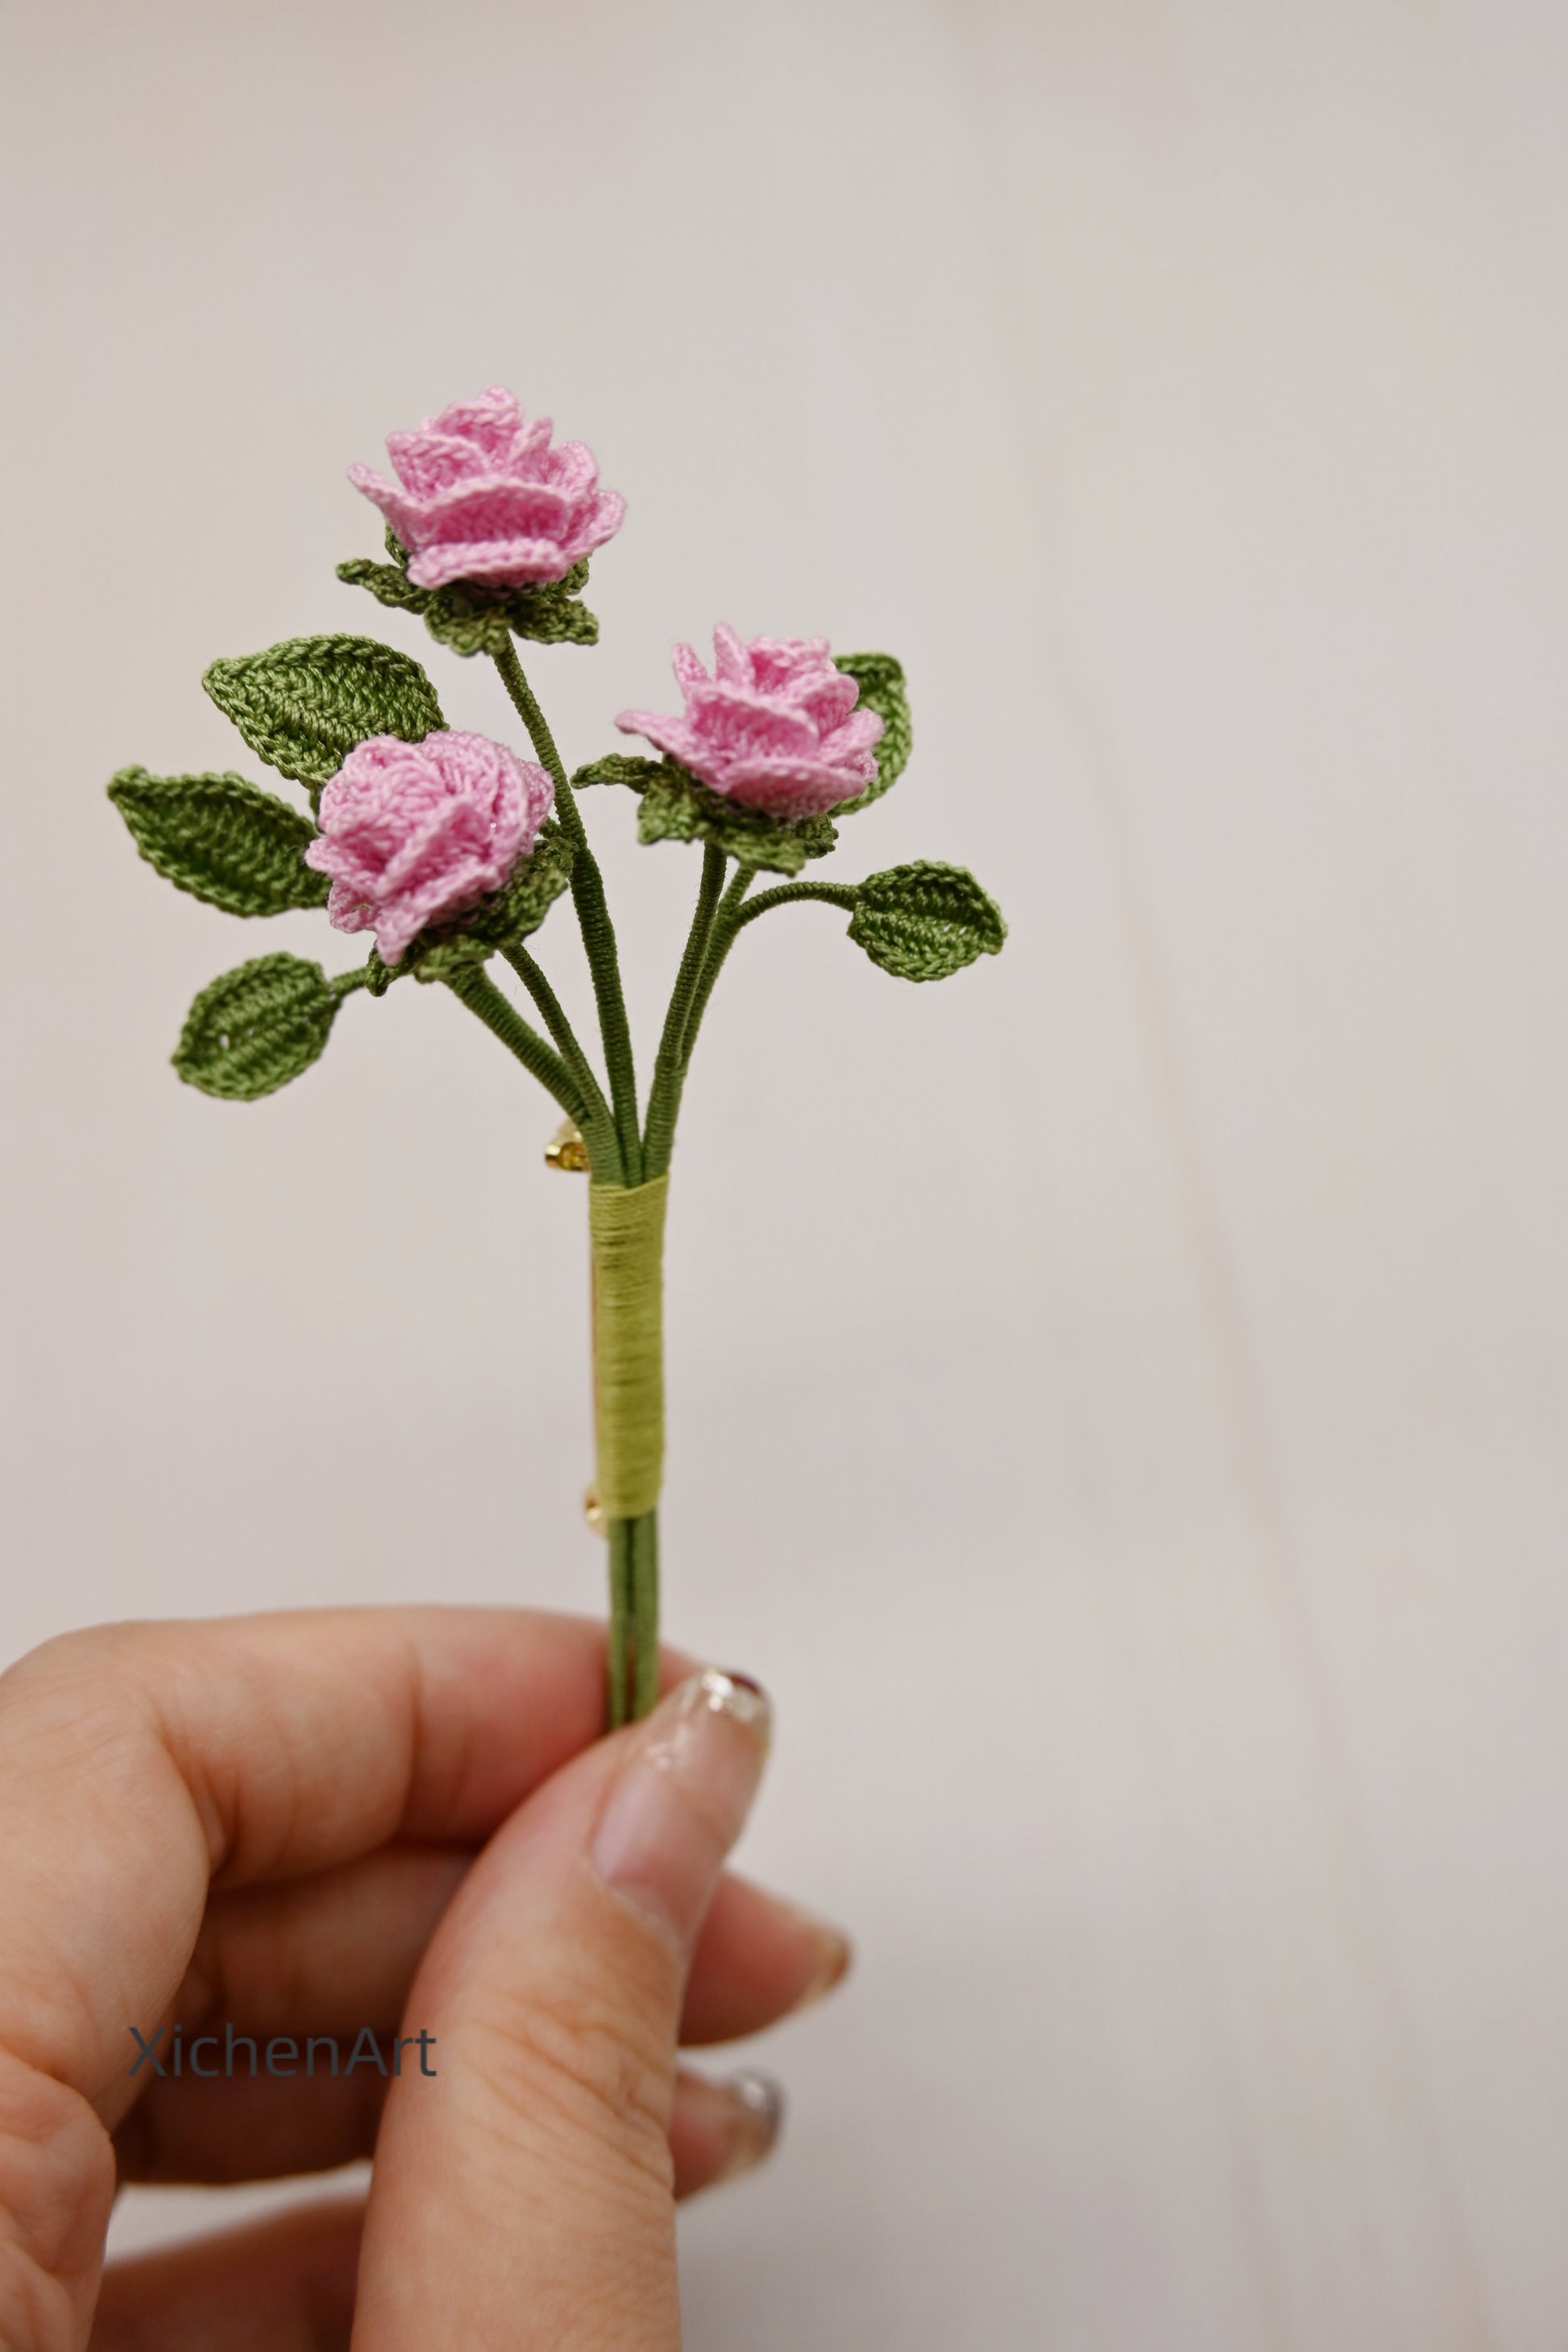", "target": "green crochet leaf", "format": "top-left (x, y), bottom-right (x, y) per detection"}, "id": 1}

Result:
top-left (573, 754), bottom-right (836, 878)
top-left (847, 861), bottom-right (1006, 981)
top-left (392, 823), bottom-right (576, 985)
top-left (173, 953), bottom-right (342, 1099)
top-left (572, 754), bottom-right (670, 791)
top-left (827, 653), bottom-right (912, 818)
top-left (204, 635), bottom-right (445, 793)
top-left (333, 558), bottom-right (427, 617)
top-left (107, 768), bottom-right (330, 918)
top-left (337, 534), bottom-right (599, 658)
top-left (832, 652), bottom-right (911, 814)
